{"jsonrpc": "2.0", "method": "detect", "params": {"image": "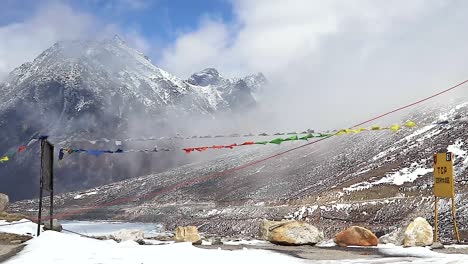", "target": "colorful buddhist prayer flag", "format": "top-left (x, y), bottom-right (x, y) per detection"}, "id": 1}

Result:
top-left (405, 120), bottom-right (416, 127)
top-left (269, 138), bottom-right (284, 144)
